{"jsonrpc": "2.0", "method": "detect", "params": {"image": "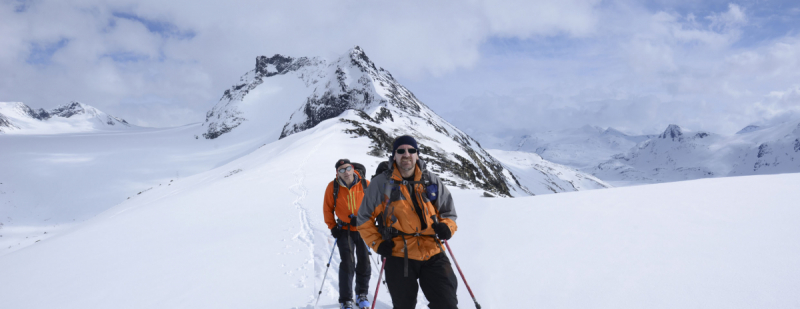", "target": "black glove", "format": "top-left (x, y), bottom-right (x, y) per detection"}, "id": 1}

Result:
top-left (432, 222), bottom-right (452, 240)
top-left (330, 226), bottom-right (342, 239)
top-left (377, 239), bottom-right (394, 257)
